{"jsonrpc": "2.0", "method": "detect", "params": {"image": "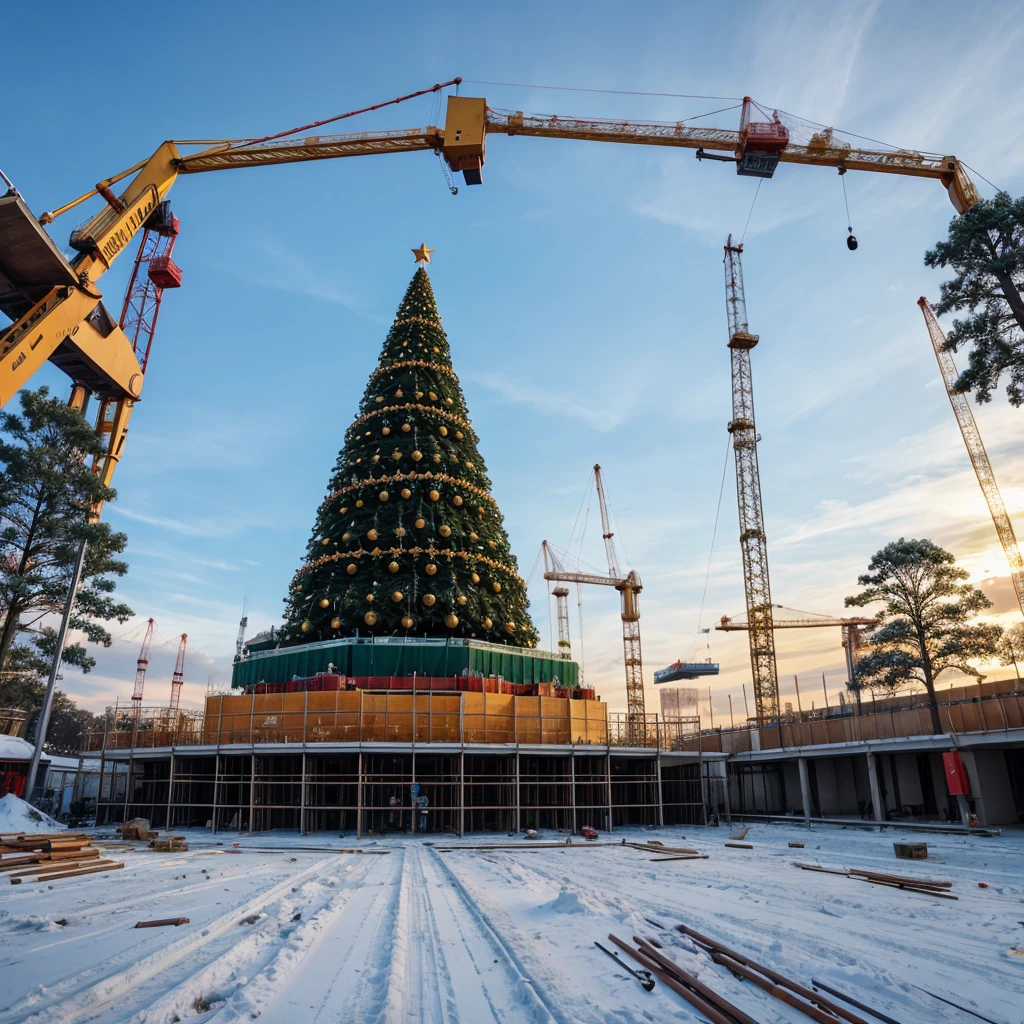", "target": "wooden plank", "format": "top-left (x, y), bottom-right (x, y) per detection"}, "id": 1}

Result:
top-left (856, 876), bottom-right (958, 900)
top-left (724, 842), bottom-right (753, 849)
top-left (650, 855), bottom-right (709, 861)
top-left (0, 856), bottom-right (42, 872)
top-left (42, 848), bottom-right (99, 862)
top-left (848, 868), bottom-right (951, 888)
top-left (135, 917), bottom-right (190, 928)
top-left (10, 861), bottom-right (124, 884)
top-left (8, 858), bottom-right (119, 879)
